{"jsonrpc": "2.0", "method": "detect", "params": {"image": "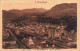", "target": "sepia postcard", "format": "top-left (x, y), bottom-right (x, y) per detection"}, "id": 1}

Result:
top-left (0, 0), bottom-right (80, 51)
